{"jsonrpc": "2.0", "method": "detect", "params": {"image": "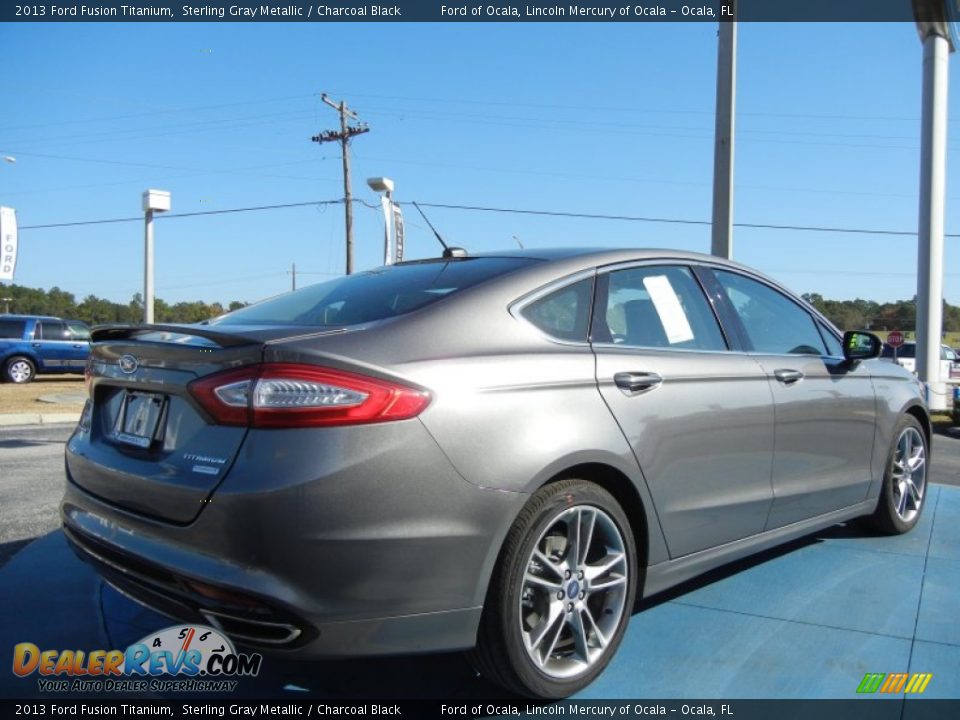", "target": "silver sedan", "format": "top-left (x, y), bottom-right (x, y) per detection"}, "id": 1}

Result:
top-left (62, 248), bottom-right (929, 698)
